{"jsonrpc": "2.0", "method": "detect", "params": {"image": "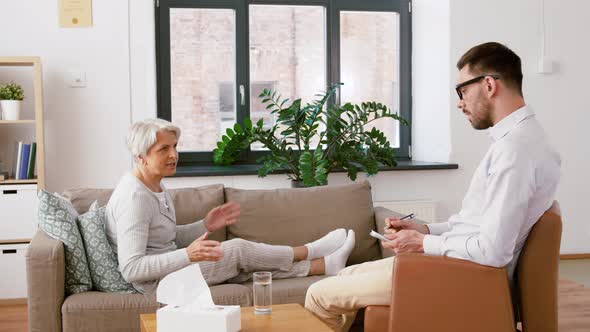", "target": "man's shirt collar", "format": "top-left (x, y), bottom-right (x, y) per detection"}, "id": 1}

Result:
top-left (489, 105), bottom-right (534, 142)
